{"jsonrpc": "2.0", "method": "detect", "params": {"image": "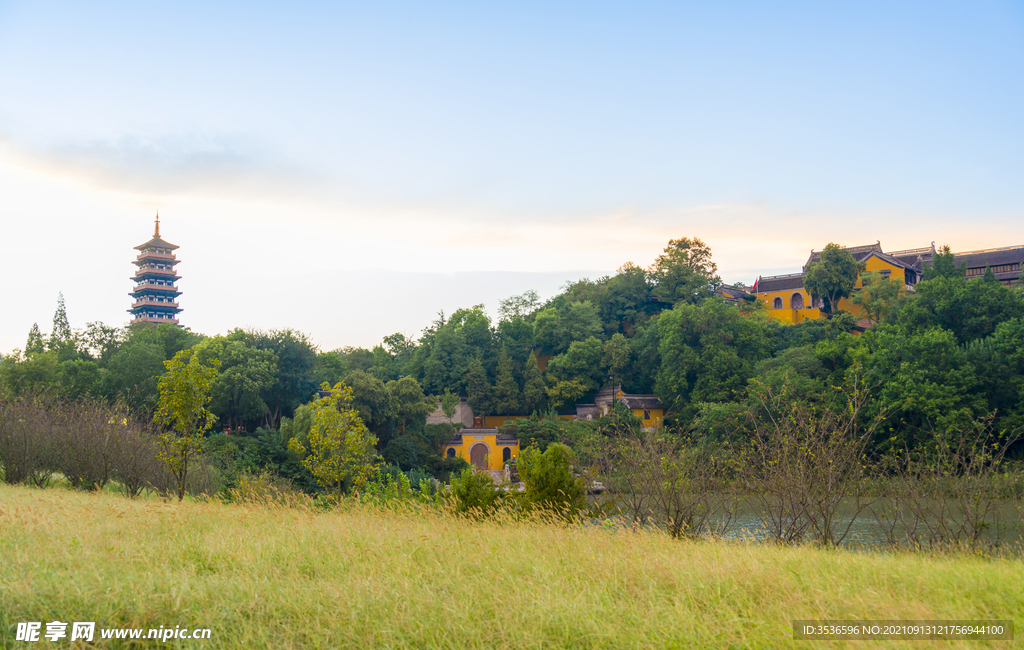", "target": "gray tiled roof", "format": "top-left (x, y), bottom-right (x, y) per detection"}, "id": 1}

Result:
top-left (445, 428), bottom-right (520, 447)
top-left (756, 273), bottom-right (806, 292)
top-left (621, 396), bottom-right (663, 409)
top-left (954, 246), bottom-right (1024, 270)
top-left (804, 243), bottom-right (882, 269)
